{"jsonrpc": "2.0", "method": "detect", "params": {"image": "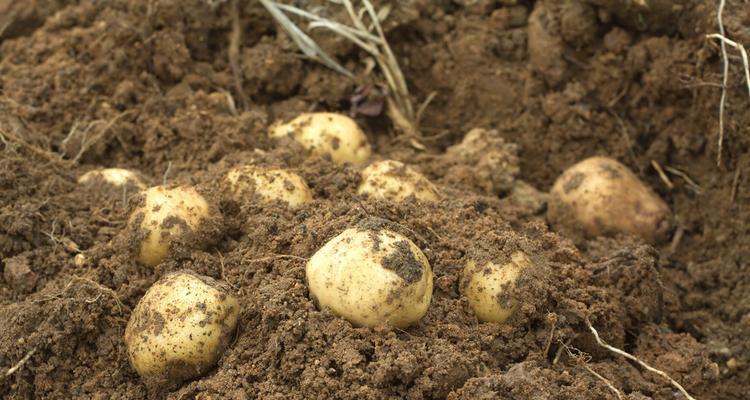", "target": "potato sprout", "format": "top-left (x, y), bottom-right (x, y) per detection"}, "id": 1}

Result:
top-left (306, 227), bottom-right (433, 328)
top-left (124, 271), bottom-right (240, 386)
top-left (358, 160), bottom-right (440, 203)
top-left (547, 156), bottom-right (672, 242)
top-left (225, 165), bottom-right (313, 209)
top-left (269, 112), bottom-right (371, 166)
top-left (126, 186), bottom-right (215, 266)
top-left (461, 251), bottom-right (532, 323)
